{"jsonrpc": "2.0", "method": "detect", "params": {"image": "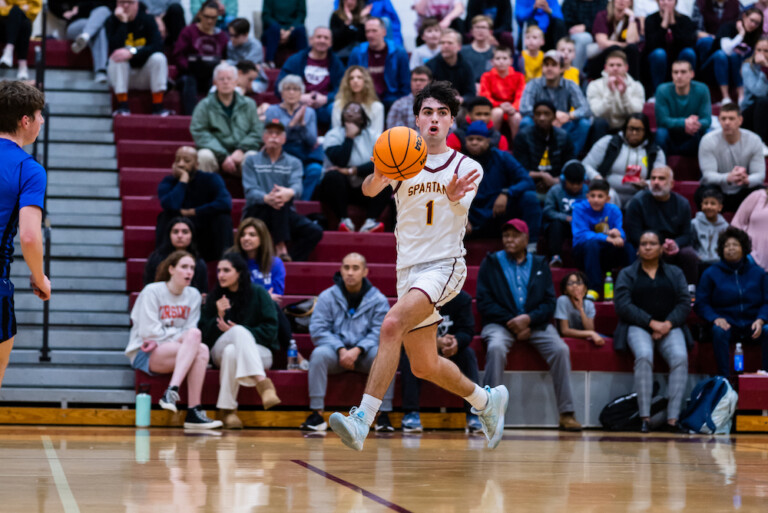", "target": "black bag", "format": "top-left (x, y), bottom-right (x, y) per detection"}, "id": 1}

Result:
top-left (599, 382), bottom-right (669, 431)
top-left (283, 297), bottom-right (317, 334)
